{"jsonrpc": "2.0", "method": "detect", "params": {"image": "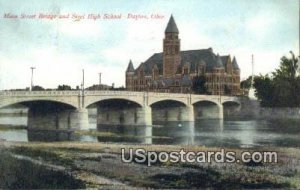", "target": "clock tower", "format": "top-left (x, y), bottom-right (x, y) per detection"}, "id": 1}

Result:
top-left (163, 15), bottom-right (181, 78)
